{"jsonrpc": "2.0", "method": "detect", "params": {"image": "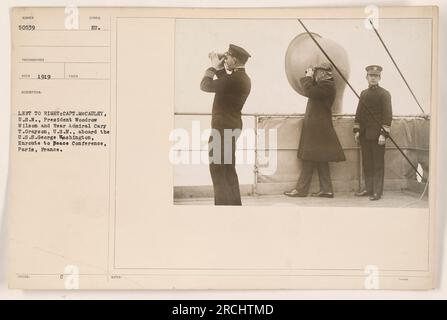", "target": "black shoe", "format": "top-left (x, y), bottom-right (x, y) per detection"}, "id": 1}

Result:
top-left (369, 193), bottom-right (381, 201)
top-left (284, 189), bottom-right (307, 197)
top-left (355, 190), bottom-right (370, 197)
top-left (311, 191), bottom-right (334, 198)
